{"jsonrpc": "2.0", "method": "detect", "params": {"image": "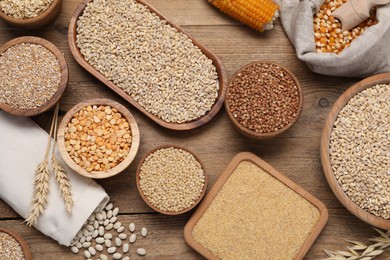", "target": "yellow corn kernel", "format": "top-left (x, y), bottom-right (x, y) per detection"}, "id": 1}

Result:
top-left (209, 0), bottom-right (279, 32)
